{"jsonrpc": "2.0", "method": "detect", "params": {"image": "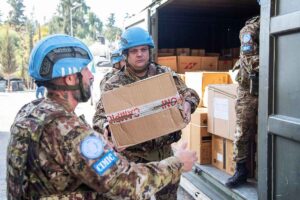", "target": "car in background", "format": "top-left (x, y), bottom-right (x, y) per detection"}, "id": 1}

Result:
top-left (10, 80), bottom-right (25, 91)
top-left (0, 80), bottom-right (6, 92)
